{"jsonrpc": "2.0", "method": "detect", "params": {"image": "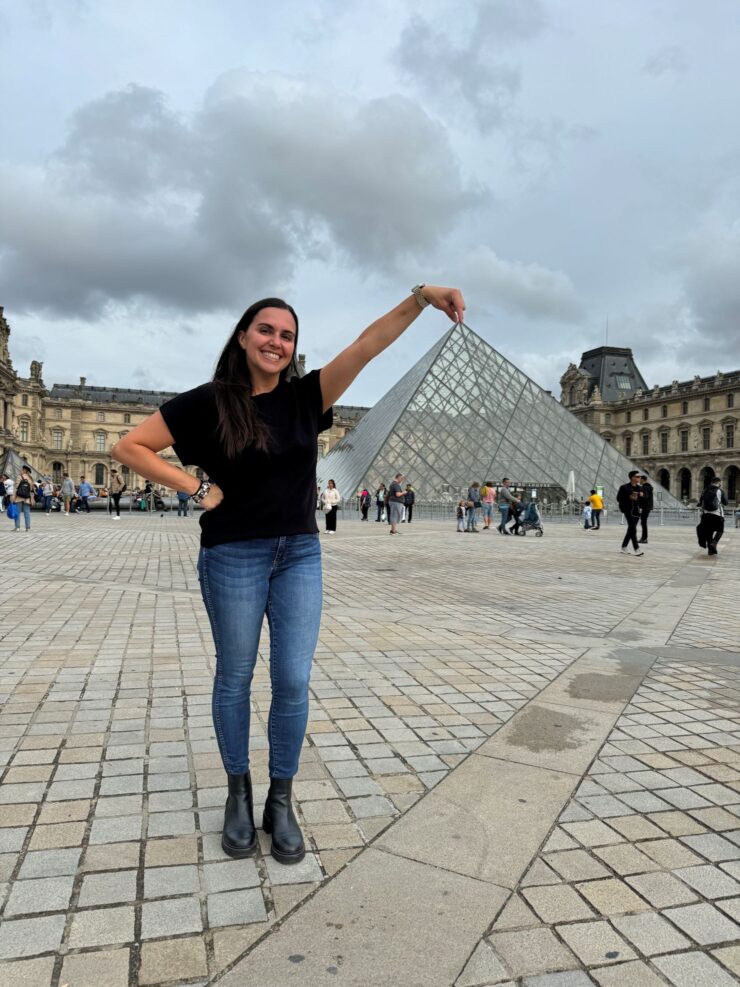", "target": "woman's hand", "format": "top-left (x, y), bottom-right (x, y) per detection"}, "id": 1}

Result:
top-left (421, 285), bottom-right (466, 323)
top-left (201, 483), bottom-right (224, 511)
